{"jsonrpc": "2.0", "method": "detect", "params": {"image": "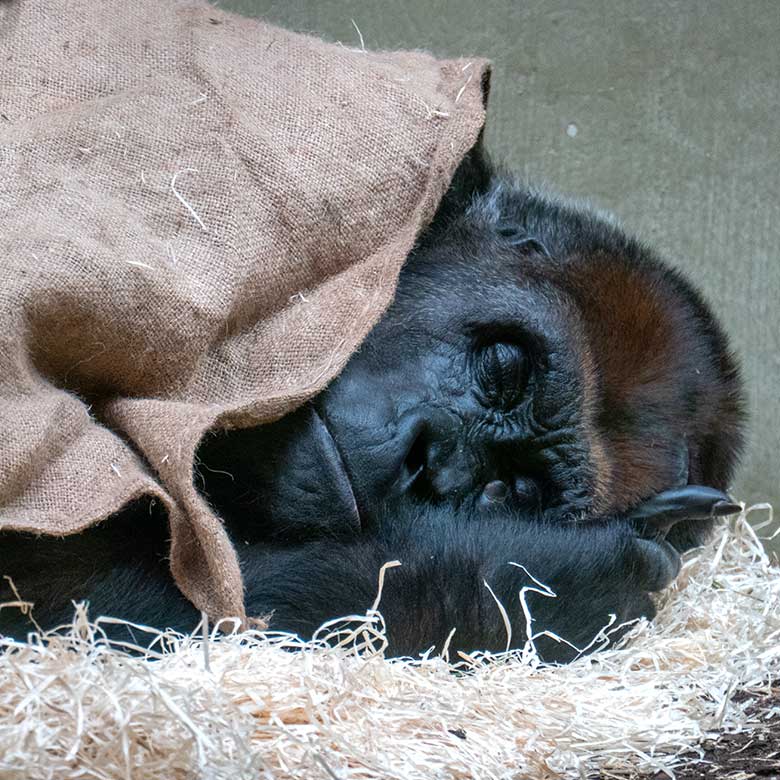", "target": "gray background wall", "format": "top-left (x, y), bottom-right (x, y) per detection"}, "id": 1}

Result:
top-left (217, 0), bottom-right (779, 527)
